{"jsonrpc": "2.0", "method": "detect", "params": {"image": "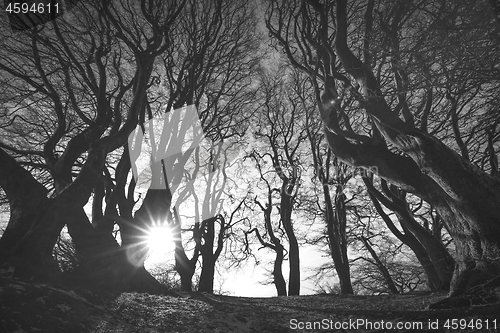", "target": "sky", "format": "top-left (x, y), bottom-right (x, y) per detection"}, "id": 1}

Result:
top-left (143, 238), bottom-right (331, 297)
top-left (220, 245), bottom-right (332, 297)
